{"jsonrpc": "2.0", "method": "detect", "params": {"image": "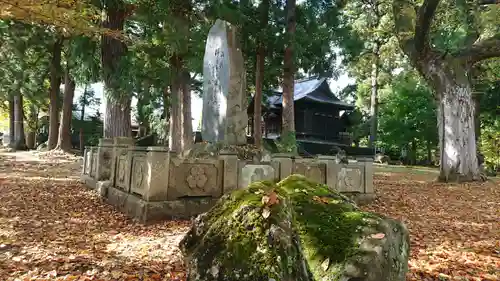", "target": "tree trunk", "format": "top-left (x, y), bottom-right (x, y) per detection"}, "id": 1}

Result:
top-left (281, 0), bottom-right (297, 152)
top-left (169, 55), bottom-right (183, 153)
top-left (8, 96), bottom-right (15, 147)
top-left (103, 96), bottom-right (132, 138)
top-left (48, 38), bottom-right (63, 150)
top-left (368, 41), bottom-right (380, 148)
top-left (13, 93), bottom-right (26, 150)
top-left (426, 139), bottom-right (432, 165)
top-left (473, 92), bottom-right (481, 143)
top-left (56, 69), bottom-right (76, 151)
top-left (101, 1), bottom-right (131, 138)
top-left (181, 71), bottom-right (193, 151)
top-left (433, 73), bottom-right (479, 182)
top-left (253, 0), bottom-right (269, 149)
top-left (80, 84), bottom-right (87, 123)
top-left (26, 104), bottom-right (37, 149)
